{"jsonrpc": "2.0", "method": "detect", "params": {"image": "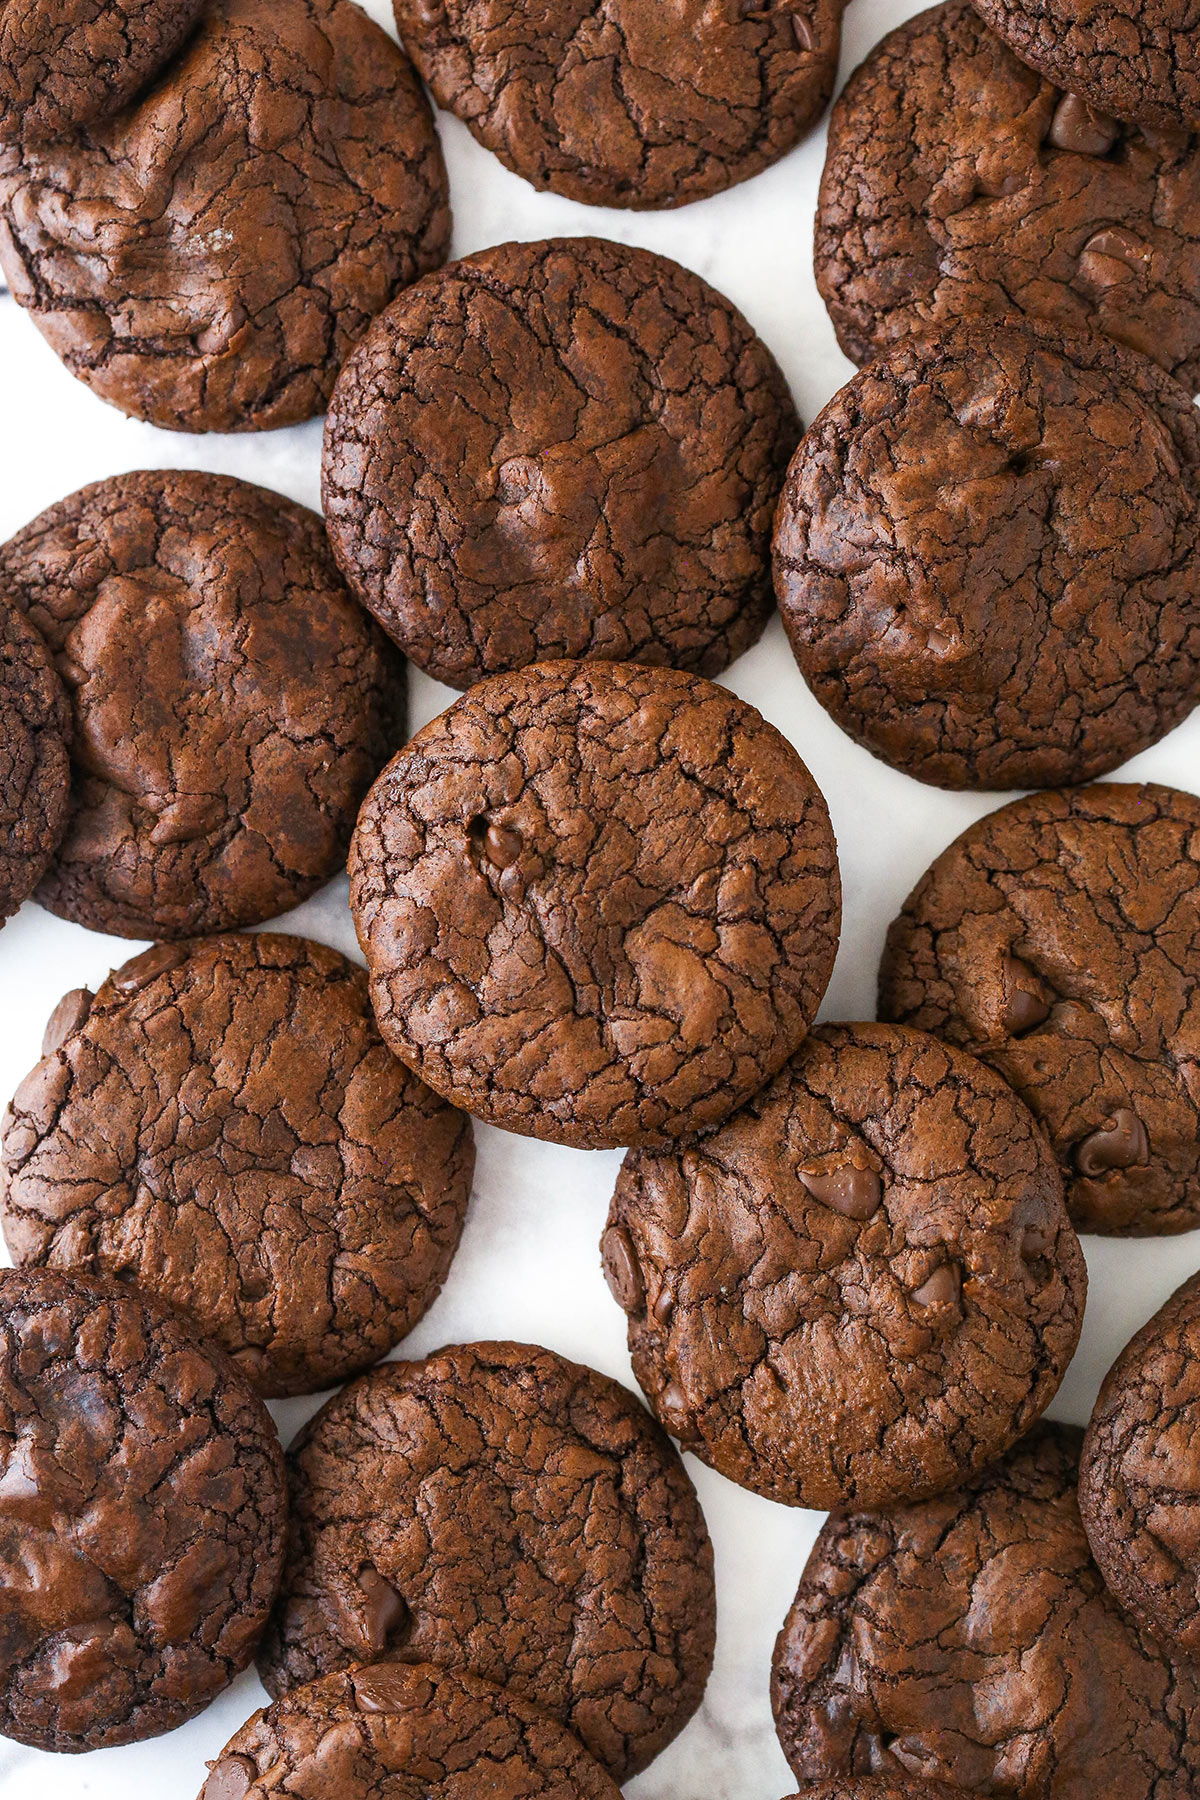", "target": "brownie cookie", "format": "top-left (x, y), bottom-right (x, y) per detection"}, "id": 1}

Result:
top-left (816, 1), bottom-right (1200, 392)
top-left (0, 0), bottom-right (450, 433)
top-left (1, 934), bottom-right (474, 1398)
top-left (323, 238), bottom-right (799, 689)
top-left (349, 660), bottom-right (840, 1150)
top-left (257, 1341), bottom-right (715, 1781)
top-left (880, 785), bottom-right (1200, 1235)
top-left (1080, 1271), bottom-right (1200, 1656)
top-left (1, 471), bottom-right (404, 939)
top-left (391, 0), bottom-right (844, 210)
top-left (774, 319), bottom-right (1200, 790)
top-left (605, 1023), bottom-right (1084, 1509)
top-left (199, 1662), bottom-right (622, 1800)
top-left (773, 1423), bottom-right (1200, 1797)
top-left (787, 1785), bottom-right (964, 1800)
top-left (0, 1265), bottom-right (286, 1753)
top-left (0, 598), bottom-right (69, 930)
